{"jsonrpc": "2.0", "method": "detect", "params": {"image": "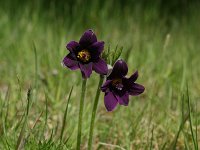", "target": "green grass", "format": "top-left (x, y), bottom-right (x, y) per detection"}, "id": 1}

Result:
top-left (0, 0), bottom-right (200, 149)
